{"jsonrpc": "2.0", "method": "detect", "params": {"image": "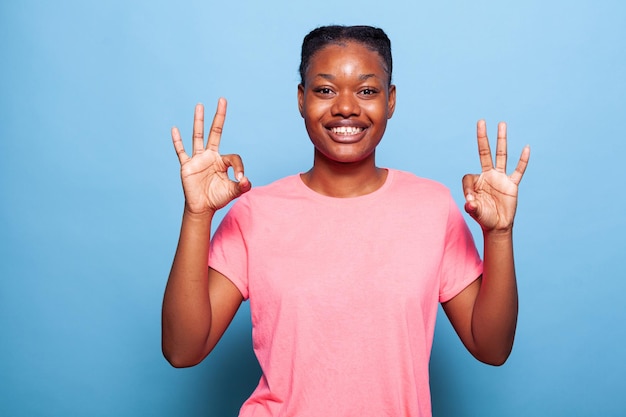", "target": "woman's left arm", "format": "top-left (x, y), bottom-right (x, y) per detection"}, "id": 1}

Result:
top-left (442, 120), bottom-right (530, 366)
